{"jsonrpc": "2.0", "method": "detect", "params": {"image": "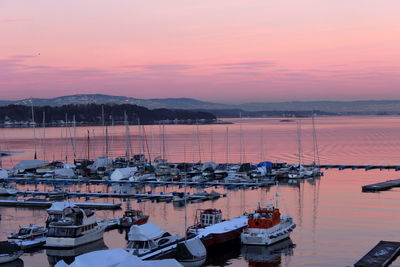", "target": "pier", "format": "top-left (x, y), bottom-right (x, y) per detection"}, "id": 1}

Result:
top-left (355, 241), bottom-right (400, 267)
top-left (362, 179), bottom-right (400, 192)
top-left (16, 190), bottom-right (217, 202)
top-left (0, 199), bottom-right (121, 210)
